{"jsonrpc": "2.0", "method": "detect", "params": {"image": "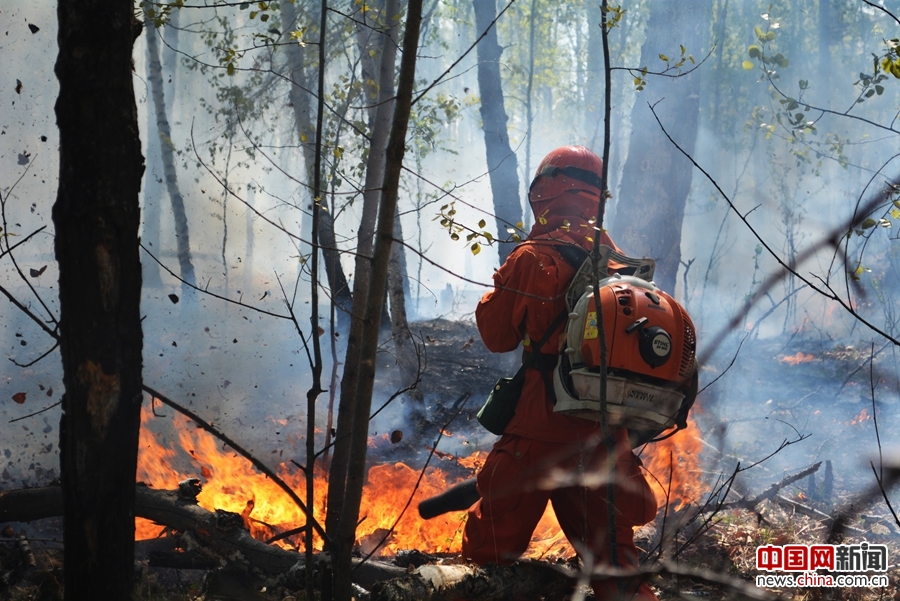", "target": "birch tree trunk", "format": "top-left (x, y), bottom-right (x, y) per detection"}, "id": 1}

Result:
top-left (281, 0), bottom-right (353, 331)
top-left (611, 0), bottom-right (711, 295)
top-left (54, 2), bottom-right (145, 598)
top-left (473, 0), bottom-right (521, 265)
top-left (145, 18), bottom-right (195, 297)
top-left (330, 1), bottom-right (423, 598)
top-left (325, 0), bottom-right (401, 541)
